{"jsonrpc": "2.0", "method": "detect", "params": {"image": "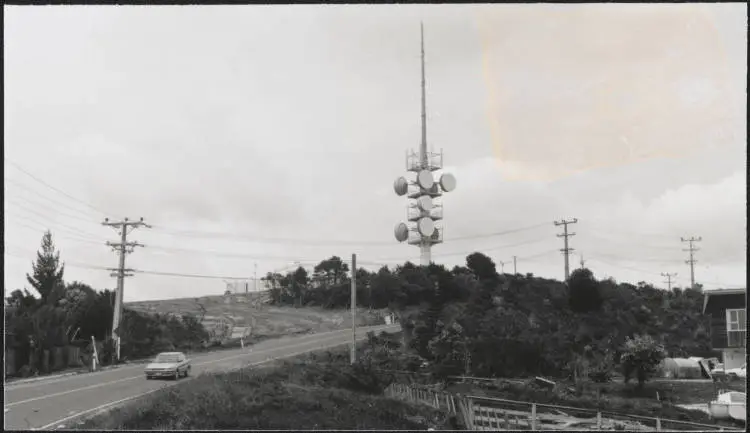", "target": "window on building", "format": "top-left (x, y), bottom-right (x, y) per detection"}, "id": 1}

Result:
top-left (727, 309), bottom-right (747, 331)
